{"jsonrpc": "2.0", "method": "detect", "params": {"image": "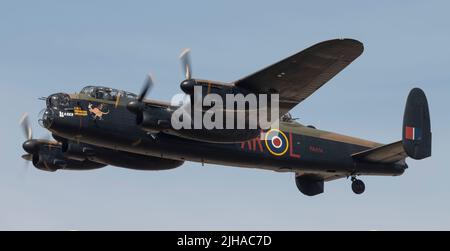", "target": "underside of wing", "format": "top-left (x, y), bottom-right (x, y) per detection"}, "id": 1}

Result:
top-left (352, 140), bottom-right (407, 164)
top-left (295, 171), bottom-right (347, 182)
top-left (234, 39), bottom-right (364, 115)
